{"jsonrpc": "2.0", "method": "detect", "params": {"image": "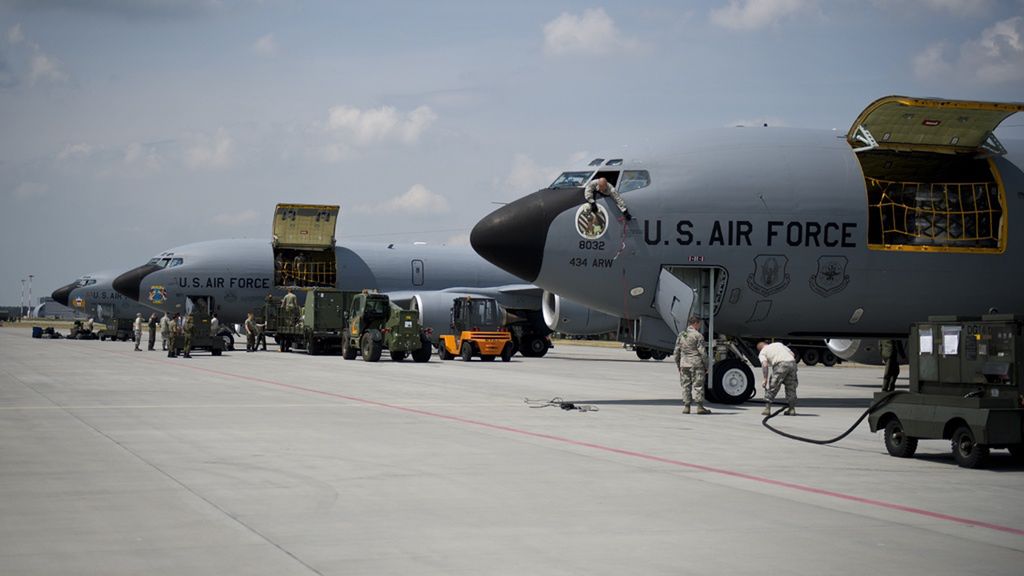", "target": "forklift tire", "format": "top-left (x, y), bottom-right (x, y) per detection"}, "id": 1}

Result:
top-left (636, 348), bottom-right (652, 360)
top-left (461, 342), bottom-right (473, 362)
top-left (481, 355), bottom-right (495, 362)
top-left (212, 348), bottom-right (222, 357)
top-left (883, 418), bottom-right (918, 458)
top-left (361, 333), bottom-right (381, 362)
top-left (391, 351), bottom-right (406, 362)
top-left (952, 425), bottom-right (989, 469)
top-left (802, 348), bottom-right (820, 366)
top-left (501, 344), bottom-right (512, 362)
top-left (342, 339), bottom-right (358, 360)
top-left (438, 344), bottom-right (451, 361)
